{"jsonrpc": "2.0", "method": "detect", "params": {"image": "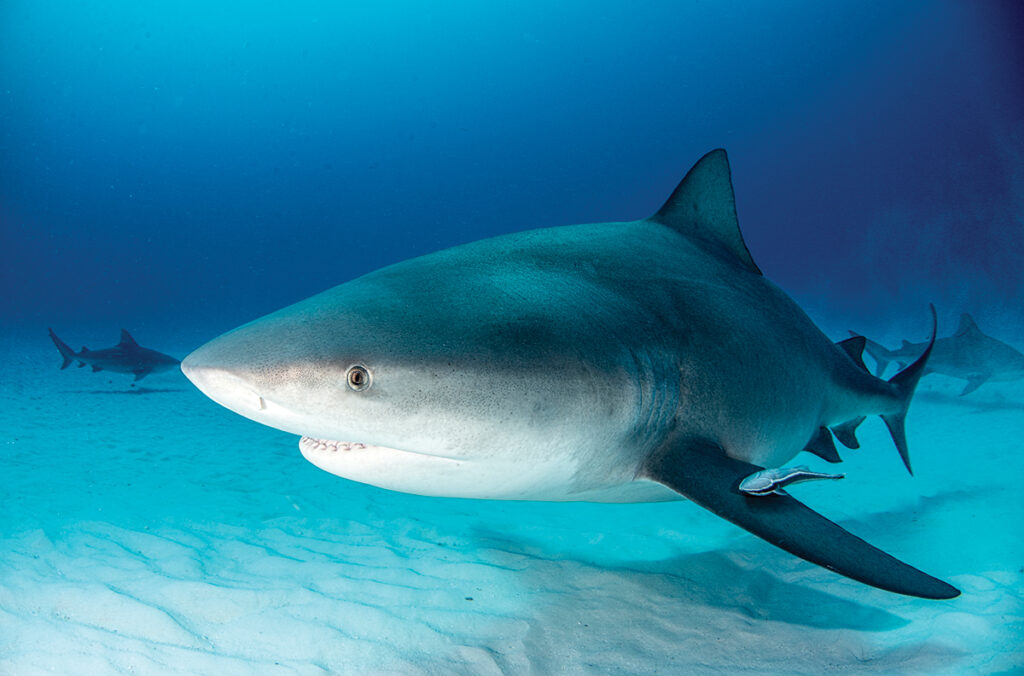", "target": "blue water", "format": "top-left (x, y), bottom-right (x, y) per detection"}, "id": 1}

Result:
top-left (2, 2), bottom-right (1023, 673)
